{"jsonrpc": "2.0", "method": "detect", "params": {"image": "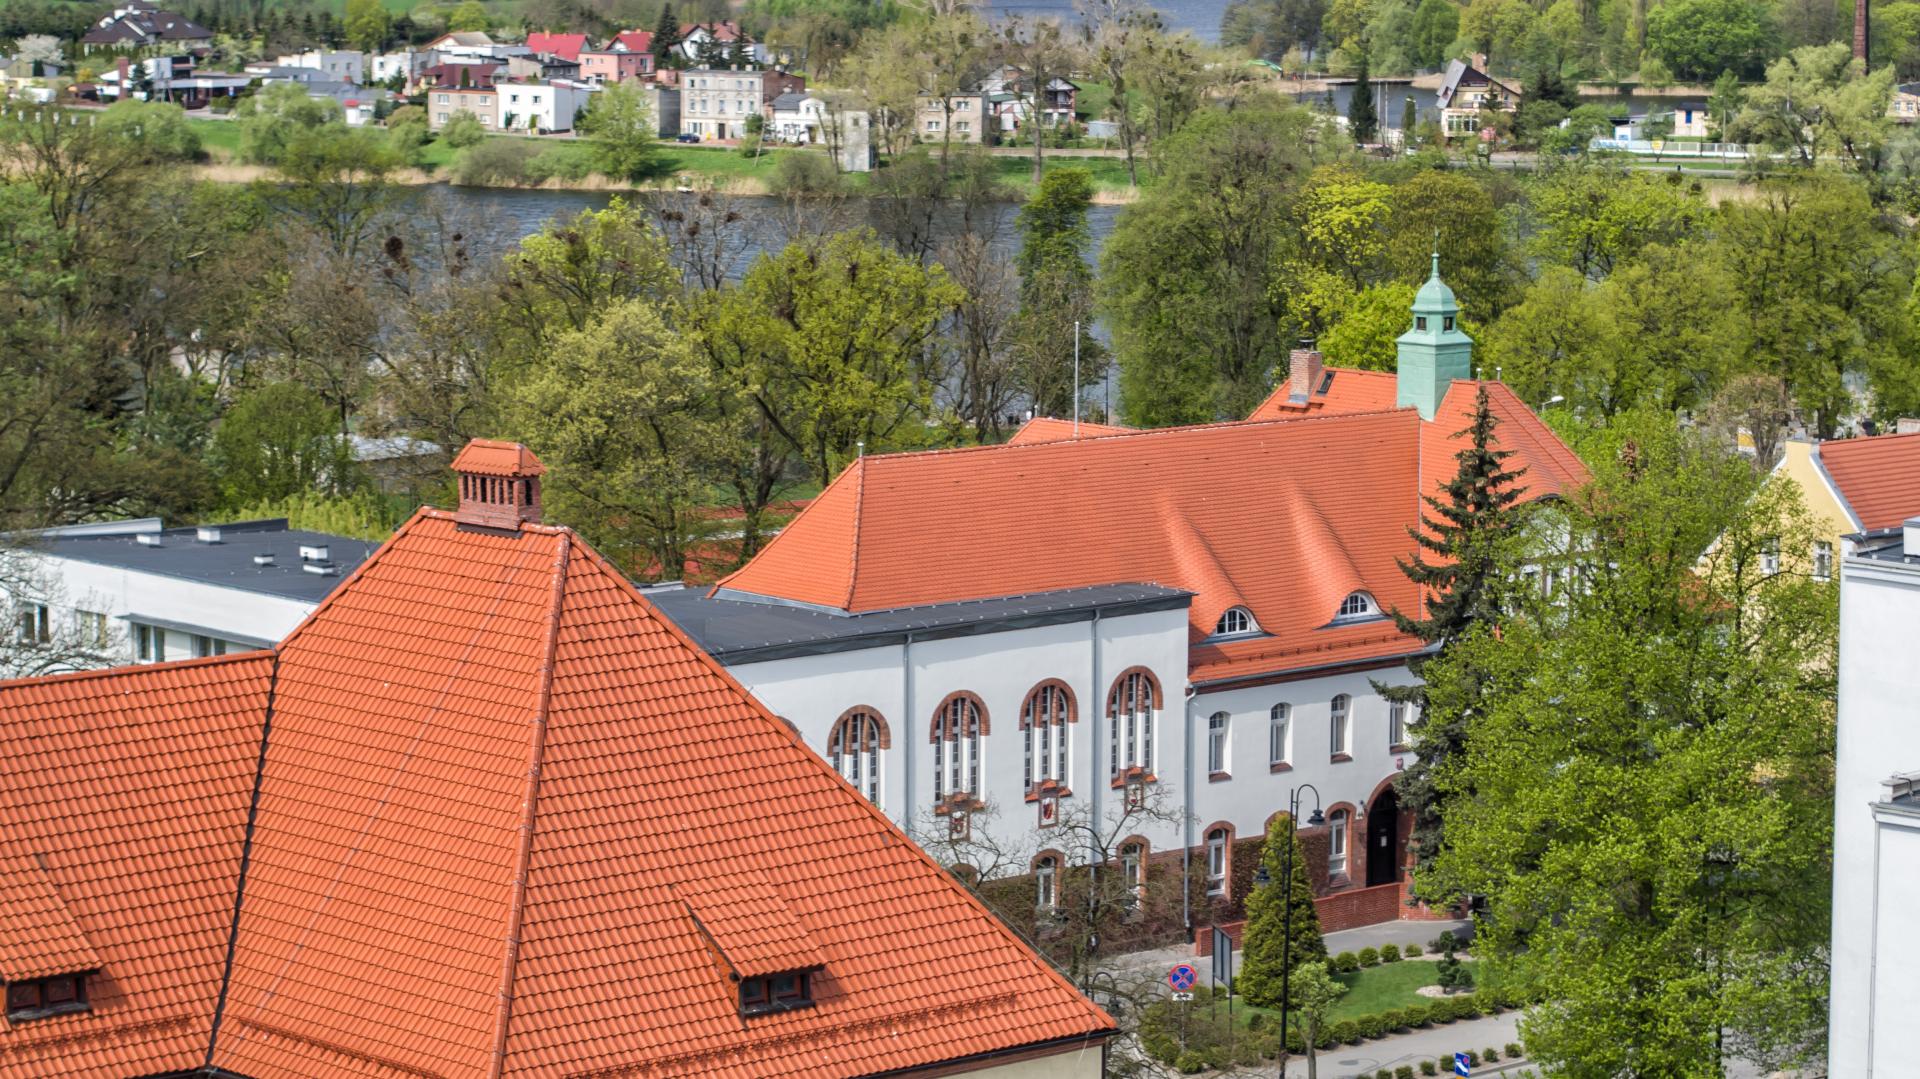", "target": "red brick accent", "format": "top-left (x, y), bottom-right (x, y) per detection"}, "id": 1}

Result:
top-left (1313, 881), bottom-right (1402, 932)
